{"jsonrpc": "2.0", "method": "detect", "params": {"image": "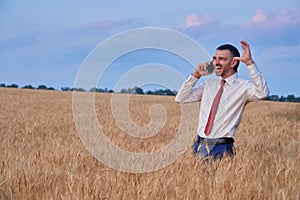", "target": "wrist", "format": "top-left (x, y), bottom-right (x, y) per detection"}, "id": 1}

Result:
top-left (245, 59), bottom-right (255, 66)
top-left (192, 72), bottom-right (201, 79)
